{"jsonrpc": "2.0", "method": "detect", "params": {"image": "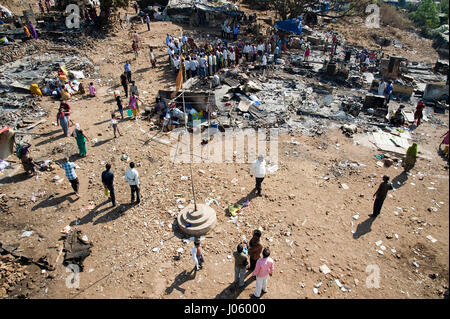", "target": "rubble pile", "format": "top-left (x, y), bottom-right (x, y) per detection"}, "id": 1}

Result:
top-left (0, 254), bottom-right (28, 298)
top-left (0, 51), bottom-right (94, 129)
